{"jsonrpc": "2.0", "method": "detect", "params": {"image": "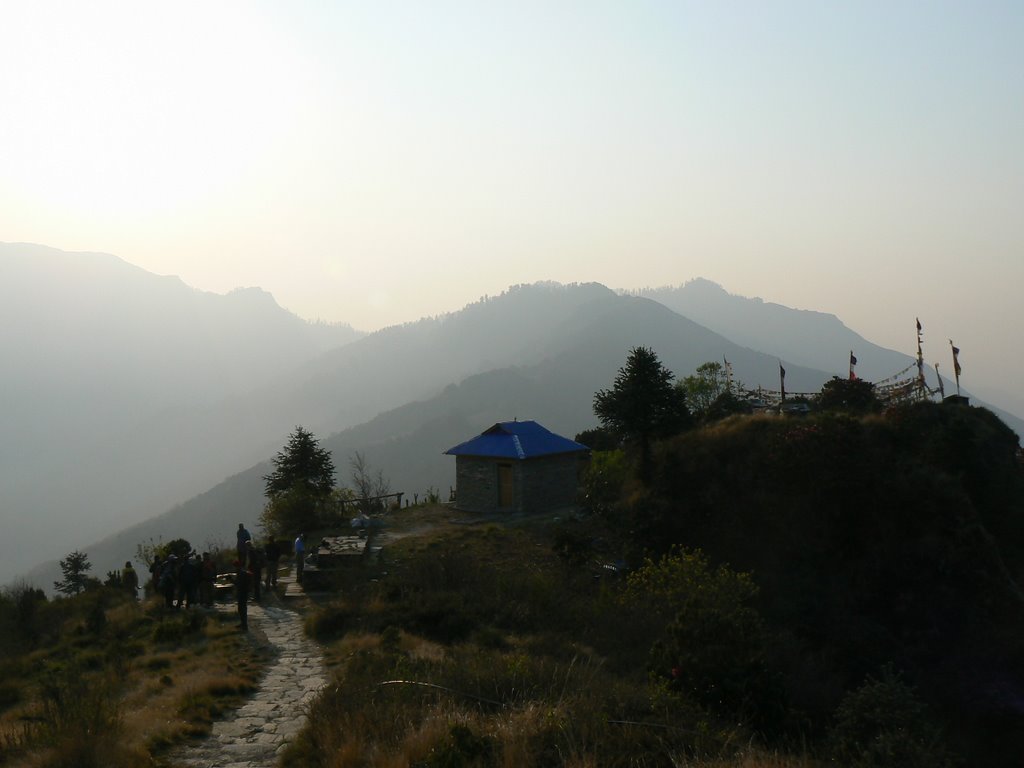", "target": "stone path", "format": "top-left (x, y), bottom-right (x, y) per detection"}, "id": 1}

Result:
top-left (174, 598), bottom-right (327, 768)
